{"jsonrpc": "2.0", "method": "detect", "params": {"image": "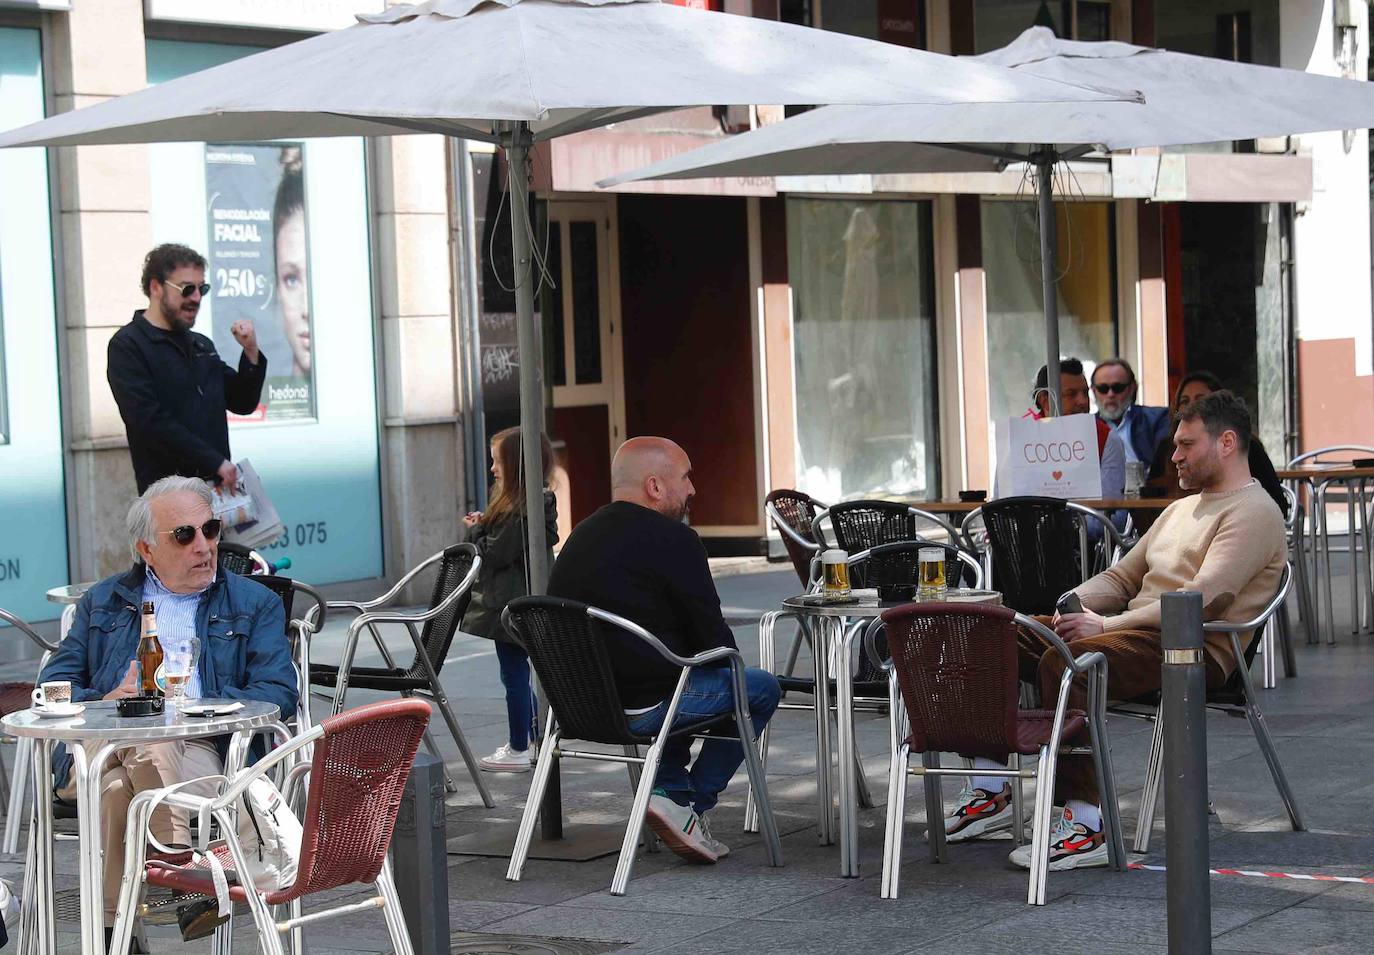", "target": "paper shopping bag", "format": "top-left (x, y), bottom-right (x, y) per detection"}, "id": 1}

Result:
top-left (994, 414), bottom-right (1102, 499)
